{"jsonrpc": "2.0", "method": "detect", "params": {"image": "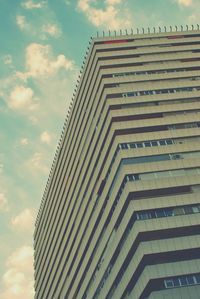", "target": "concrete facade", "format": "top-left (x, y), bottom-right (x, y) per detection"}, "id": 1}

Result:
top-left (34, 29), bottom-right (200, 299)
